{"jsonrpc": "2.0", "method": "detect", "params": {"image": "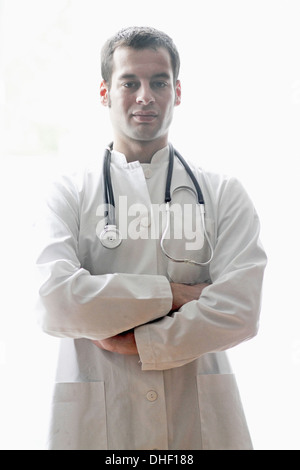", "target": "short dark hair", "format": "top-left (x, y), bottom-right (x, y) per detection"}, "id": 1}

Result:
top-left (101, 26), bottom-right (180, 87)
